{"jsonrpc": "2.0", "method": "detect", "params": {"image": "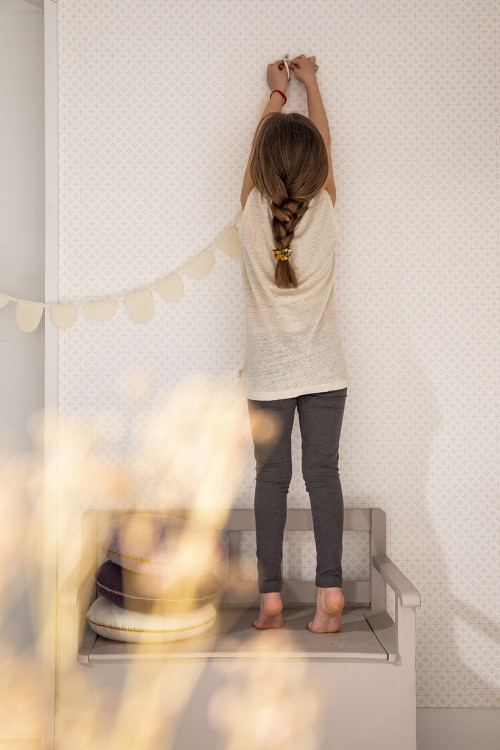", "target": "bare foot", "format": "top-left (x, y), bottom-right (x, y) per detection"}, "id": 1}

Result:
top-left (306, 586), bottom-right (344, 633)
top-left (252, 592), bottom-right (284, 629)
